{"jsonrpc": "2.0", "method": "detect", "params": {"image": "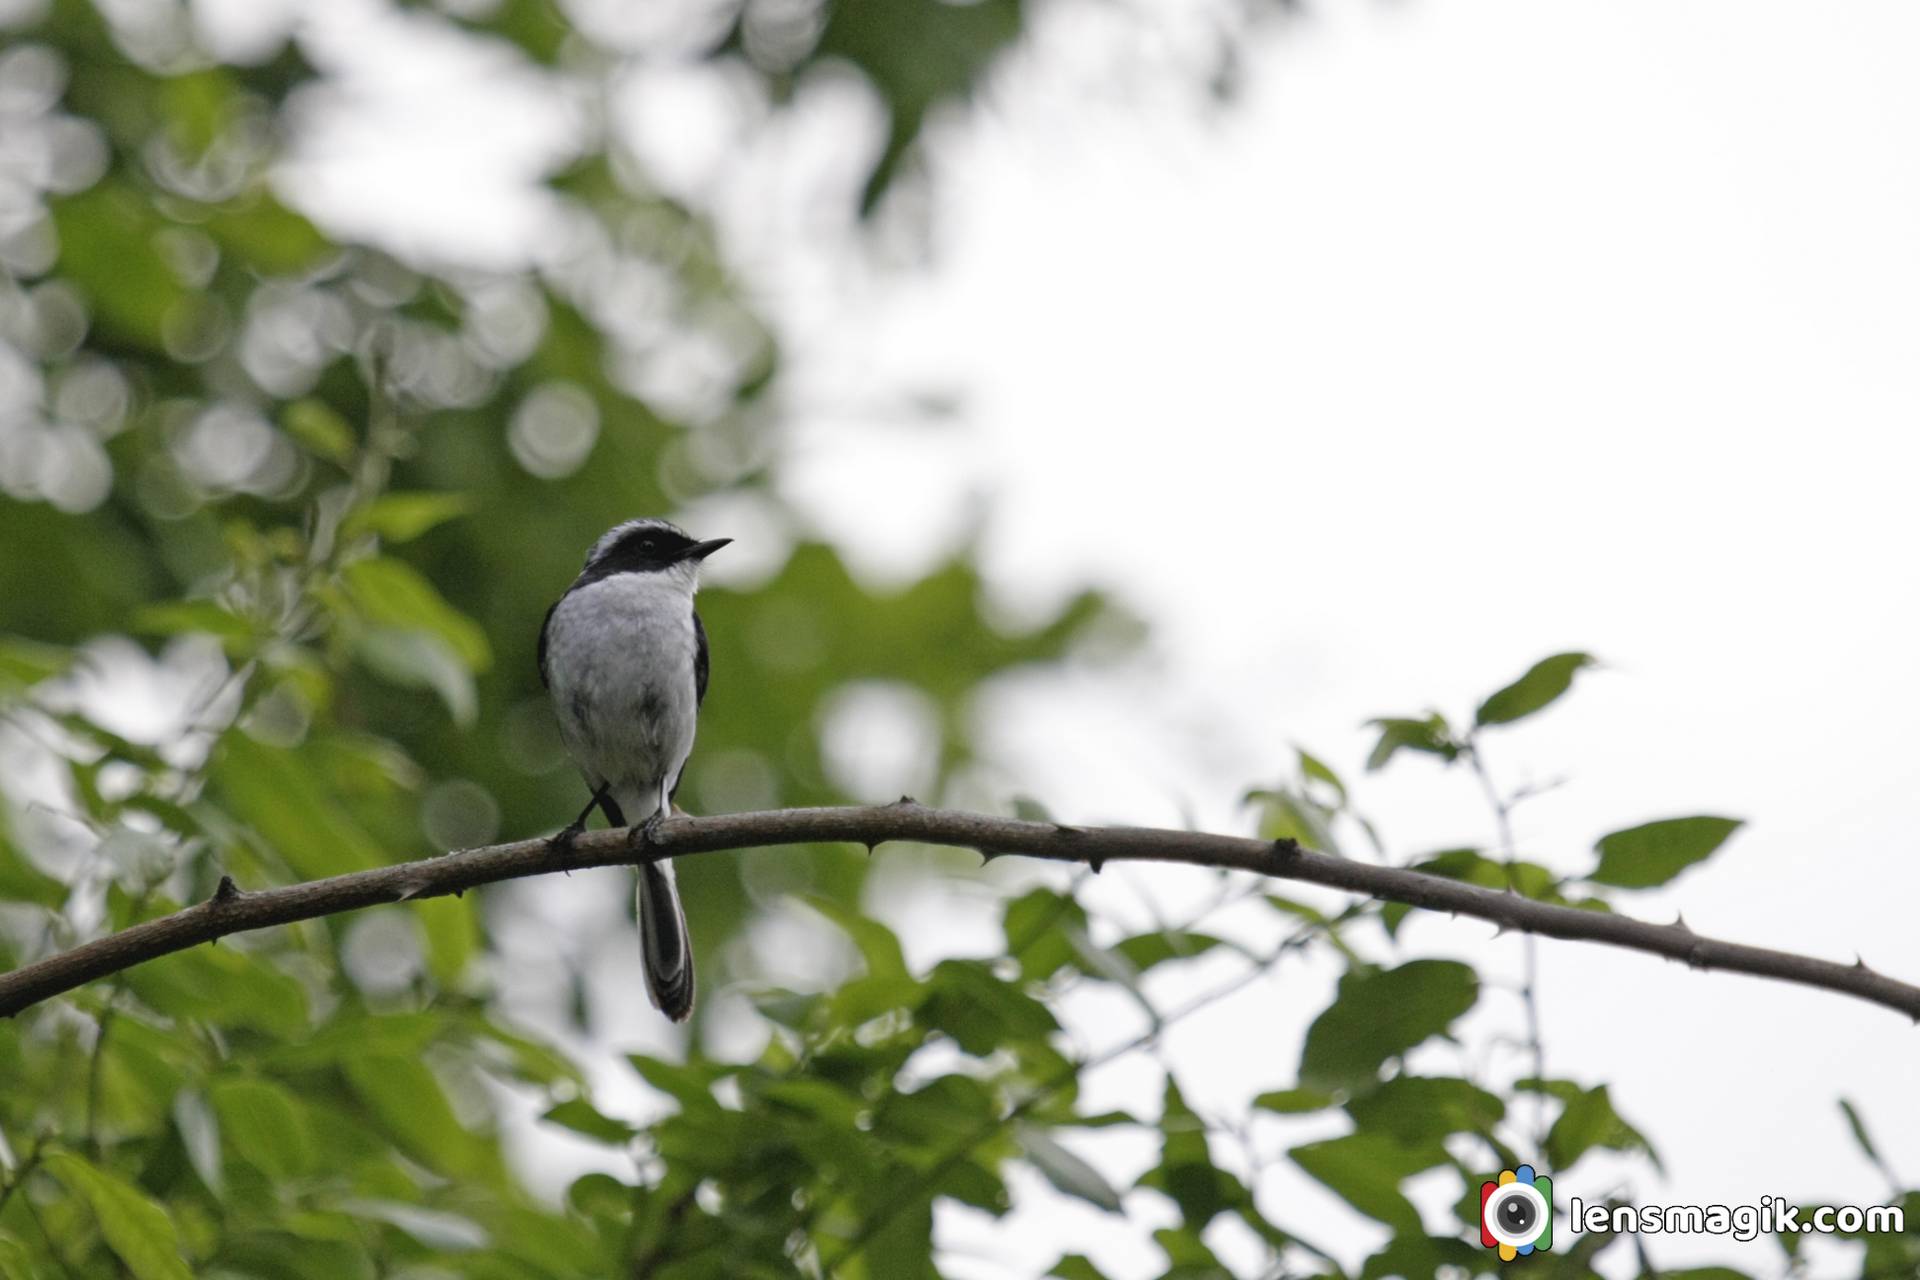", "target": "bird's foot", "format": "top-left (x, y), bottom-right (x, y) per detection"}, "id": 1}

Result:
top-left (547, 820), bottom-right (587, 870)
top-left (547, 785), bottom-right (607, 872)
top-left (629, 809), bottom-right (668, 851)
